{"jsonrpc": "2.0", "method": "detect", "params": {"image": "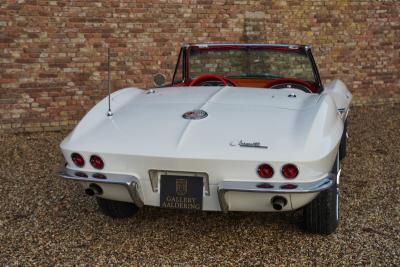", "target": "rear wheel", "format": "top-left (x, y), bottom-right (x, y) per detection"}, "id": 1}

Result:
top-left (302, 156), bottom-right (340, 235)
top-left (96, 197), bottom-right (139, 218)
